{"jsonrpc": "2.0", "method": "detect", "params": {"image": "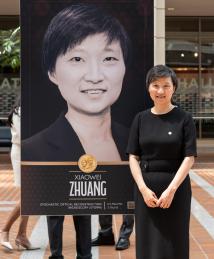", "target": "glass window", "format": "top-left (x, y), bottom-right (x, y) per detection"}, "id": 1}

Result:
top-left (166, 39), bottom-right (199, 67)
top-left (166, 17), bottom-right (198, 32)
top-left (166, 17), bottom-right (214, 138)
top-left (201, 18), bottom-right (214, 32)
top-left (0, 16), bottom-right (19, 30)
